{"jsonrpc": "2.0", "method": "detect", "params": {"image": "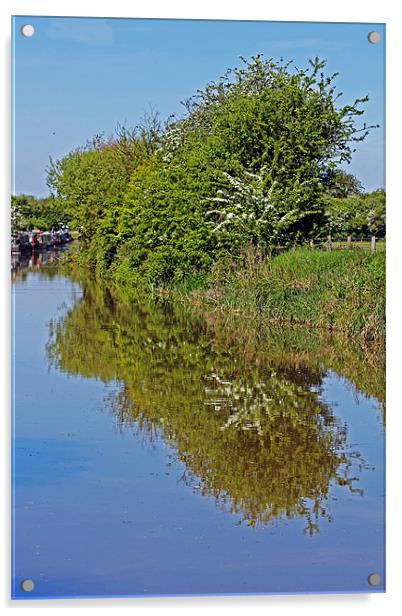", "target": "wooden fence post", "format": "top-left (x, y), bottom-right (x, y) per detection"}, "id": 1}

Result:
top-left (309, 239), bottom-right (314, 249)
top-left (326, 234), bottom-right (332, 251)
top-left (347, 235), bottom-right (352, 249)
top-left (371, 236), bottom-right (376, 253)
